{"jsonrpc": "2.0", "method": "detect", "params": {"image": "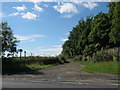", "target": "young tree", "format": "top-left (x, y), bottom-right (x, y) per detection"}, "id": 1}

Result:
top-left (0, 22), bottom-right (19, 56)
